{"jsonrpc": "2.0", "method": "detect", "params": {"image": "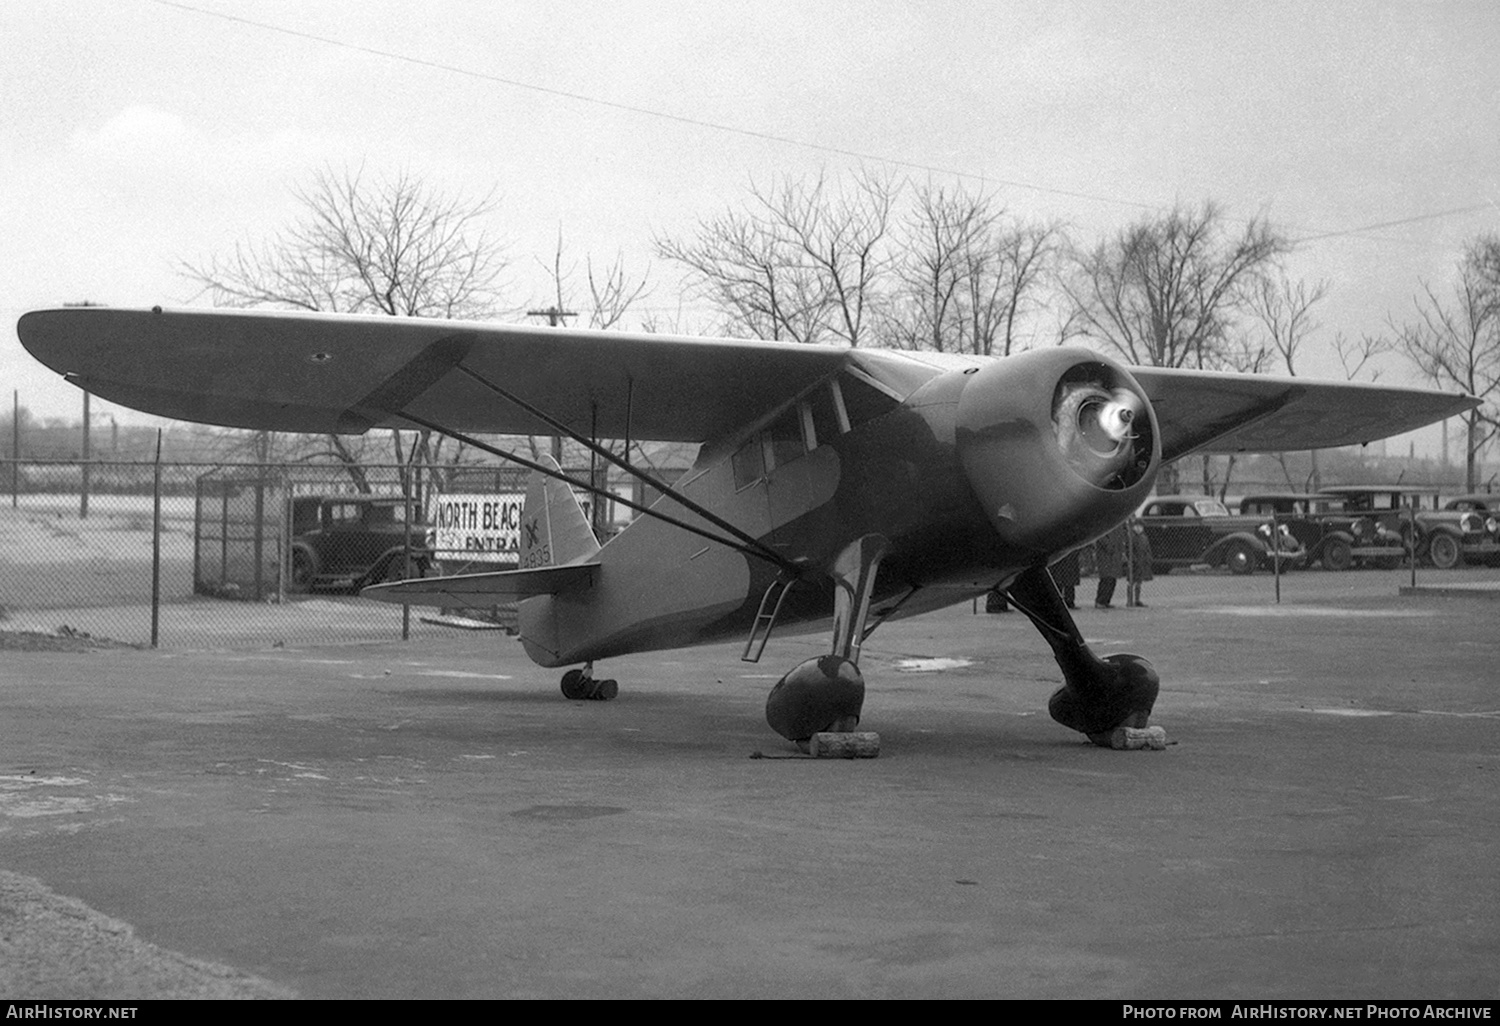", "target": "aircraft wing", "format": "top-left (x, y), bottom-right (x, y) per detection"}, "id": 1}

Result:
top-left (363, 562), bottom-right (600, 607)
top-left (15, 306), bottom-right (851, 443)
top-left (1129, 367), bottom-right (1478, 462)
top-left (17, 306), bottom-right (1473, 457)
